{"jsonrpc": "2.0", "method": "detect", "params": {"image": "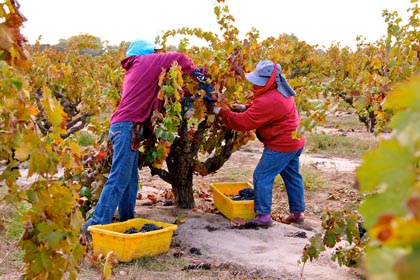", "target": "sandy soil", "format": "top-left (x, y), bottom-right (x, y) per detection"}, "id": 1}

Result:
top-left (129, 139), bottom-right (362, 280)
